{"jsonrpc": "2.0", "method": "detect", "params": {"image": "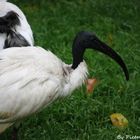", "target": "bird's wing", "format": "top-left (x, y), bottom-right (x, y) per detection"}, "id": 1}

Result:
top-left (0, 47), bottom-right (63, 123)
